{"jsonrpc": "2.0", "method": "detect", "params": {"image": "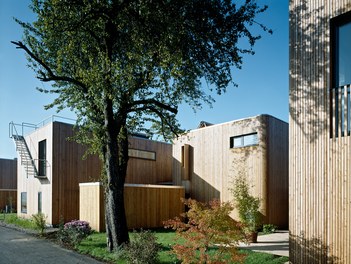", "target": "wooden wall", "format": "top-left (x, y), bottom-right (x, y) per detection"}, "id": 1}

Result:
top-left (266, 117), bottom-right (289, 228)
top-left (172, 115), bottom-right (288, 228)
top-left (0, 191), bottom-right (17, 212)
top-left (79, 183), bottom-right (184, 231)
top-left (18, 123), bottom-right (54, 222)
top-left (17, 121), bottom-right (172, 225)
top-left (126, 137), bottom-right (172, 184)
top-left (290, 1), bottom-right (351, 262)
top-left (79, 182), bottom-right (104, 231)
top-left (0, 158), bottom-right (17, 189)
top-left (52, 122), bottom-right (102, 225)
